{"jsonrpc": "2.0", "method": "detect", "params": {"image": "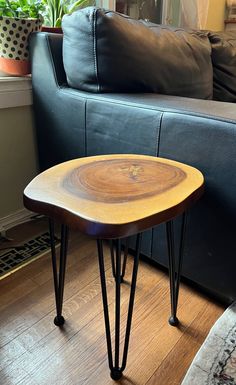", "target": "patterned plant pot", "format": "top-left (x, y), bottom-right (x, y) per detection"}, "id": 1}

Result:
top-left (0, 16), bottom-right (43, 76)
